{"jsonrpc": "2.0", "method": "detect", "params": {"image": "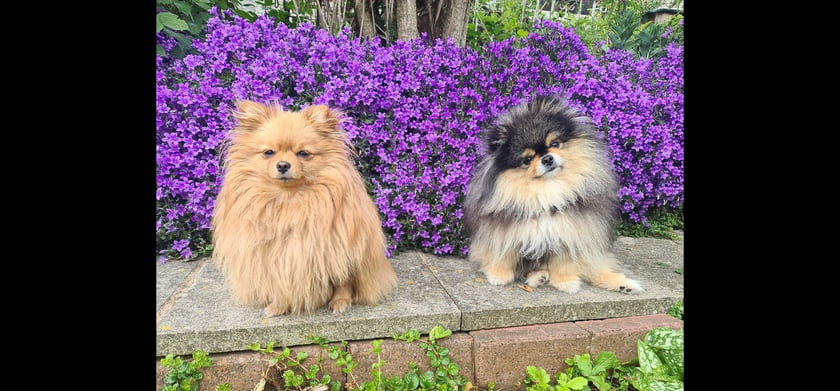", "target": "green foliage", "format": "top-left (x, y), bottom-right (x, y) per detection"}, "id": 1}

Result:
top-left (160, 326), bottom-right (685, 391)
top-left (616, 206), bottom-right (683, 240)
top-left (627, 328), bottom-right (684, 391)
top-left (556, 328), bottom-right (684, 391)
top-left (244, 326), bottom-right (471, 391)
top-left (523, 365), bottom-right (588, 391)
top-left (562, 352), bottom-right (627, 391)
top-left (248, 337), bottom-right (344, 390)
top-left (552, 0), bottom-right (684, 59)
top-left (553, 9), bottom-right (611, 53)
top-left (466, 0), bottom-right (685, 59)
top-left (160, 349), bottom-right (212, 391)
top-left (666, 300), bottom-right (683, 320)
top-left (467, 0), bottom-right (535, 51)
top-left (602, 6), bottom-right (669, 59)
top-left (381, 325), bottom-right (470, 390)
top-left (252, 0), bottom-right (317, 29)
top-left (156, 0), bottom-right (253, 59)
